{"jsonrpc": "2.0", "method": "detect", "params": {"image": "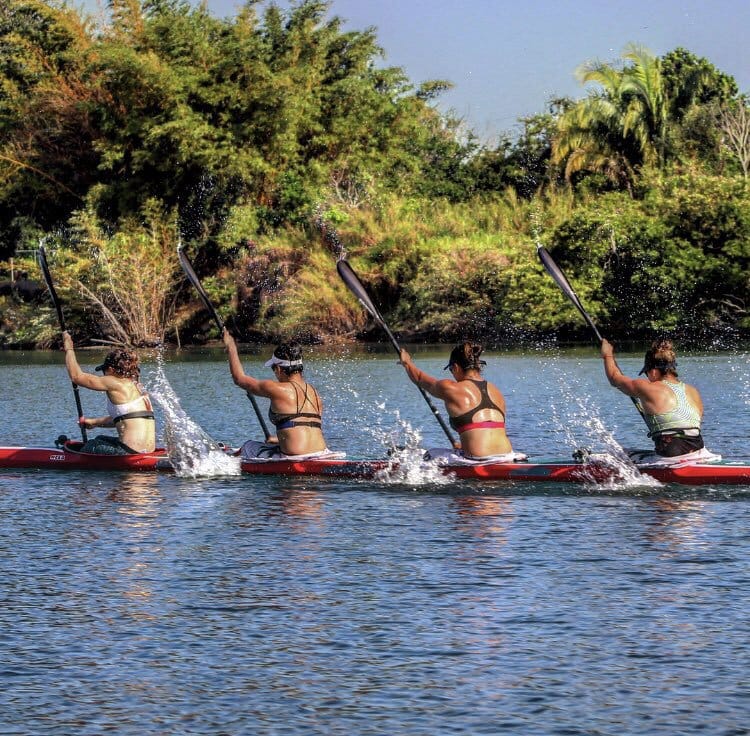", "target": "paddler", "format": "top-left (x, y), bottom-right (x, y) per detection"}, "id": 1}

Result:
top-left (399, 341), bottom-right (521, 461)
top-left (223, 329), bottom-right (333, 459)
top-left (62, 332), bottom-right (156, 454)
top-left (601, 338), bottom-right (713, 460)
